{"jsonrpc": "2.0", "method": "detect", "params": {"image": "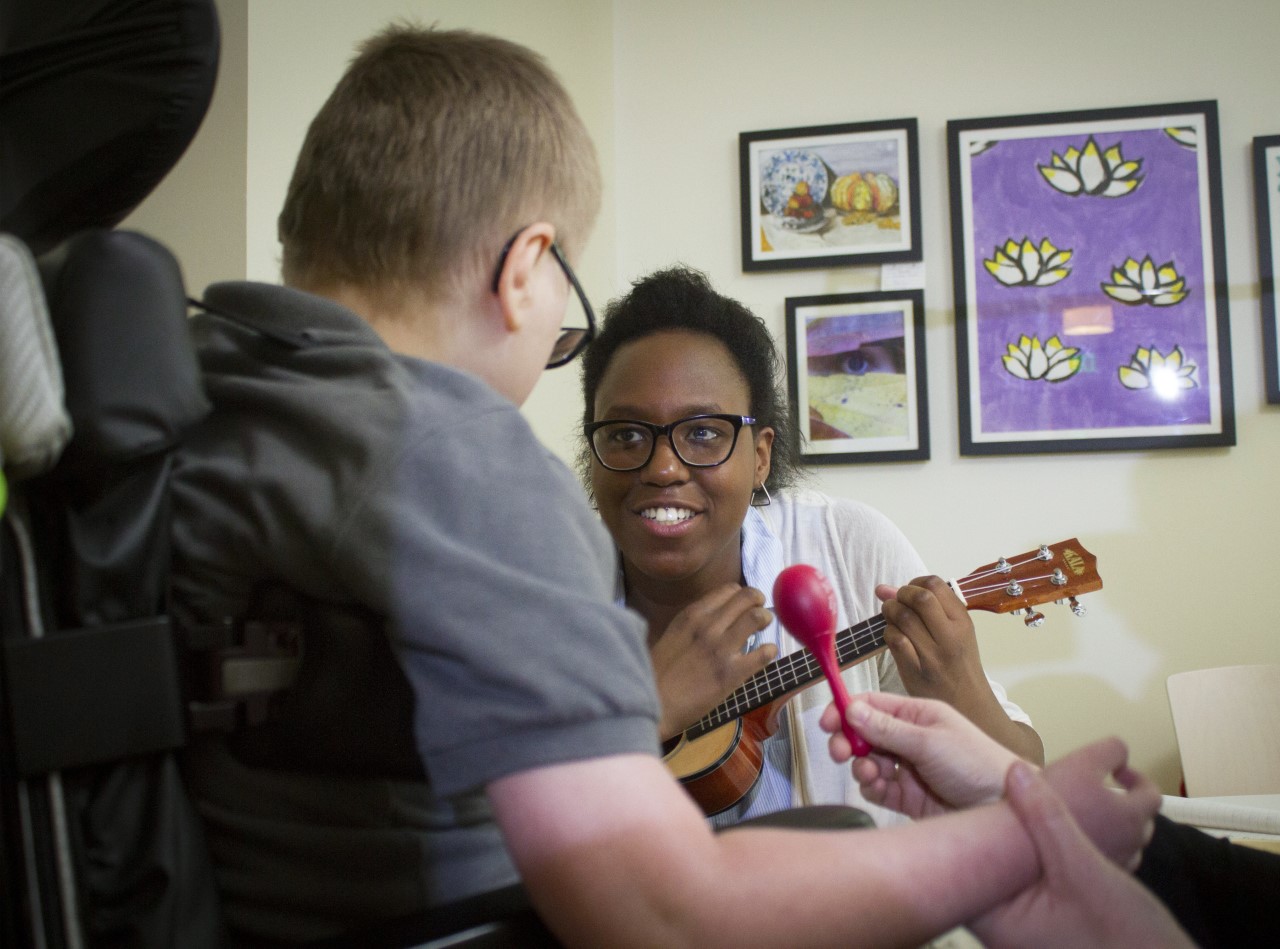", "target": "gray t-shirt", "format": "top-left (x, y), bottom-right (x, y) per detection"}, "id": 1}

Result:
top-left (173, 282), bottom-right (659, 941)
